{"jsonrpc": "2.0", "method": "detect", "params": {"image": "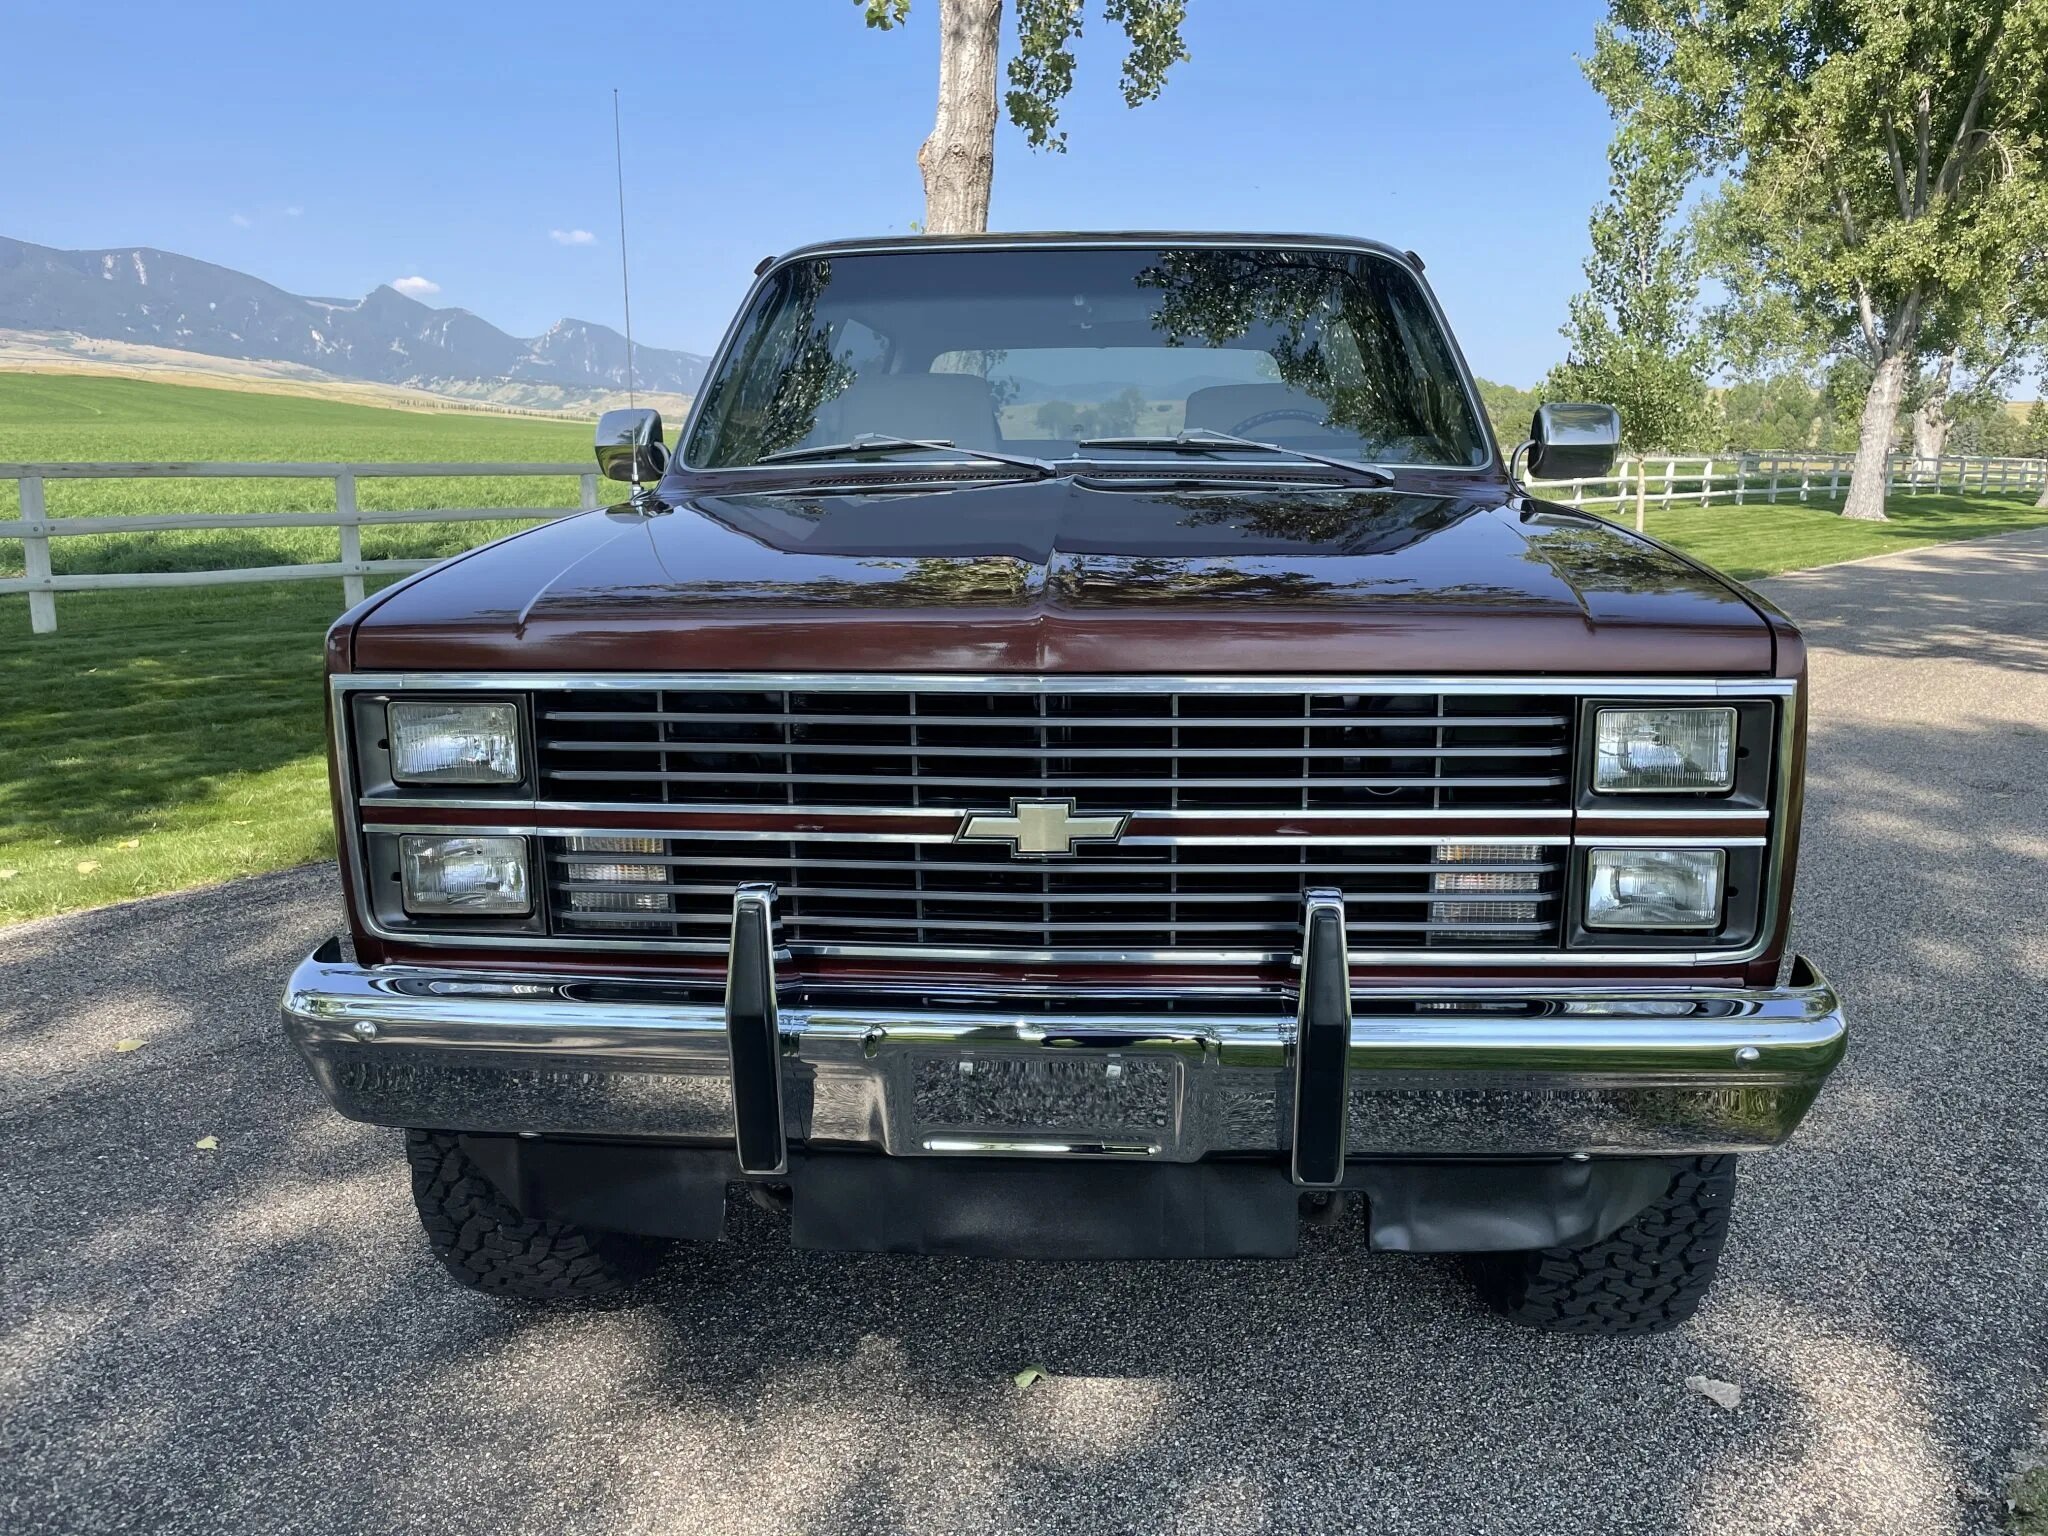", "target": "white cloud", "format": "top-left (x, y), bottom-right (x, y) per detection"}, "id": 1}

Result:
top-left (284, 205), bottom-right (304, 217)
top-left (549, 228), bottom-right (597, 246)
top-left (391, 275), bottom-right (441, 298)
top-left (230, 213), bottom-right (253, 228)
